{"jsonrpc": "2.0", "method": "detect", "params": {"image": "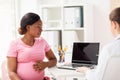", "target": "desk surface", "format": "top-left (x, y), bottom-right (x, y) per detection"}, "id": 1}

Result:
top-left (46, 67), bottom-right (87, 80)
